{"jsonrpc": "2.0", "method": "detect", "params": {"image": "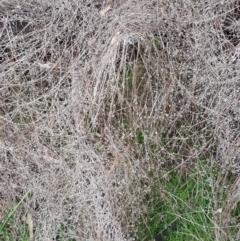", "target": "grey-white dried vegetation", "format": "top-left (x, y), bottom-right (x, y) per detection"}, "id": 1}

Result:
top-left (0, 0), bottom-right (240, 240)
